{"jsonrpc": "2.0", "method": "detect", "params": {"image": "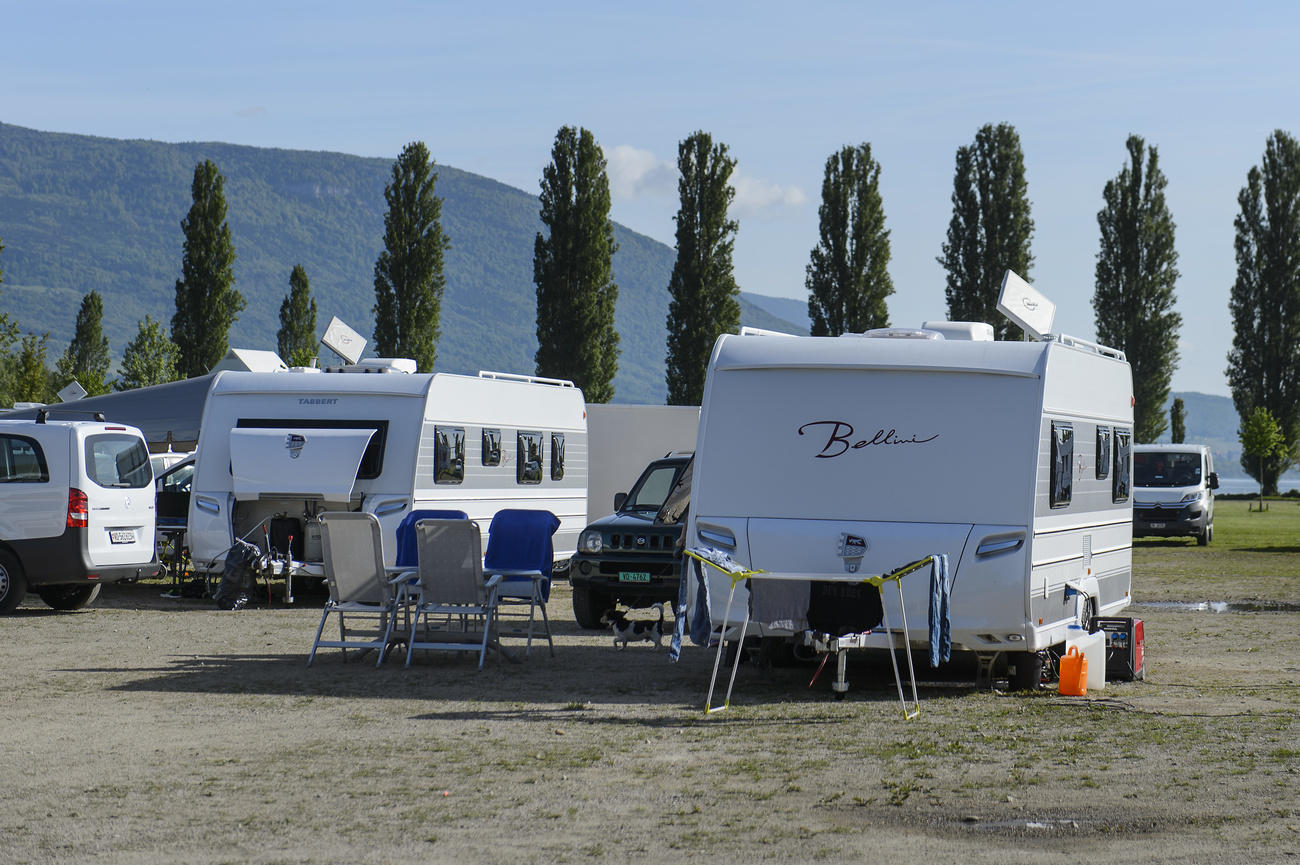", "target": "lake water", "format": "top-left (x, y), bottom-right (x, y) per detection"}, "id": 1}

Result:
top-left (1215, 476), bottom-right (1300, 495)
